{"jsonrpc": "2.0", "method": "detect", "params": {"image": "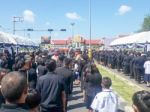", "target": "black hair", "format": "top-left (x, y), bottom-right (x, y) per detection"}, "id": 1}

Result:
top-left (91, 63), bottom-right (99, 74)
top-left (25, 89), bottom-right (41, 109)
top-left (132, 90), bottom-right (150, 112)
top-left (31, 63), bottom-right (36, 69)
top-left (45, 59), bottom-right (56, 72)
top-left (16, 60), bottom-right (25, 69)
top-left (102, 77), bottom-right (112, 89)
top-left (63, 58), bottom-right (71, 66)
top-left (38, 58), bottom-right (45, 66)
top-left (1, 72), bottom-right (27, 102)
